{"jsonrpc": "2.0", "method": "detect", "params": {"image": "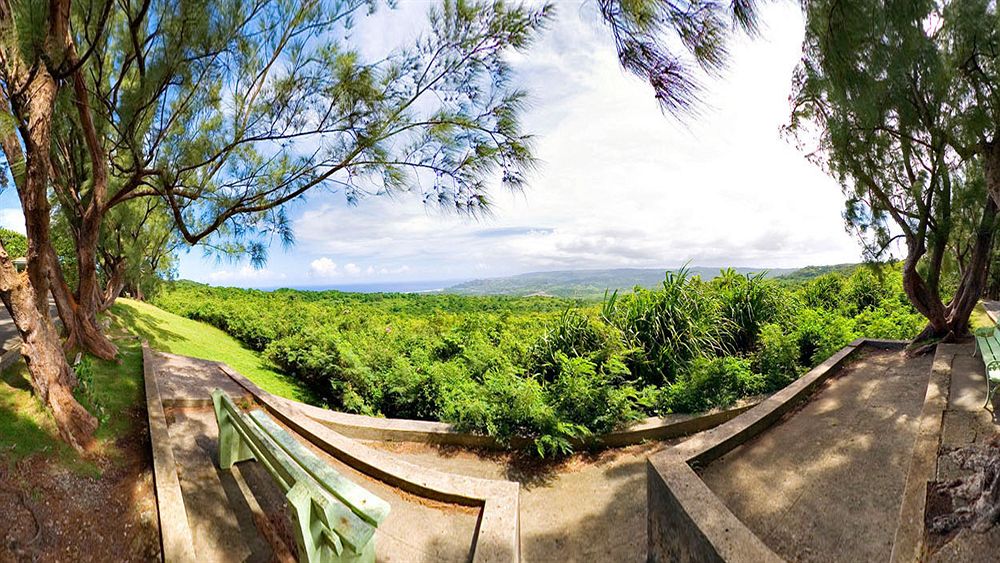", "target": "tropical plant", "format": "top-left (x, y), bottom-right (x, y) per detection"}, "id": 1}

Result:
top-left (603, 270), bottom-right (727, 385)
